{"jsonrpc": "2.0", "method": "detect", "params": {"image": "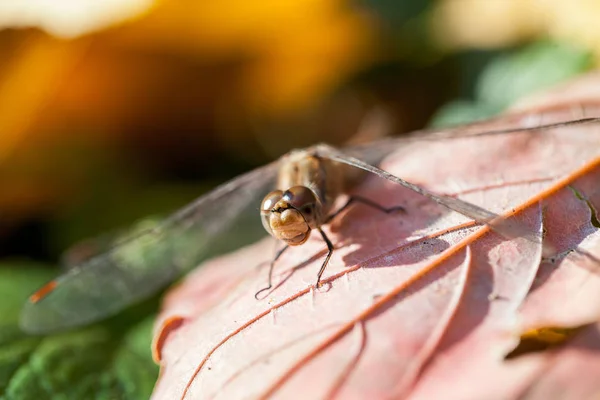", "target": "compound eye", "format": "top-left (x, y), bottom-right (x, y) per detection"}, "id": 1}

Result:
top-left (282, 186), bottom-right (317, 209)
top-left (261, 190), bottom-right (283, 213)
